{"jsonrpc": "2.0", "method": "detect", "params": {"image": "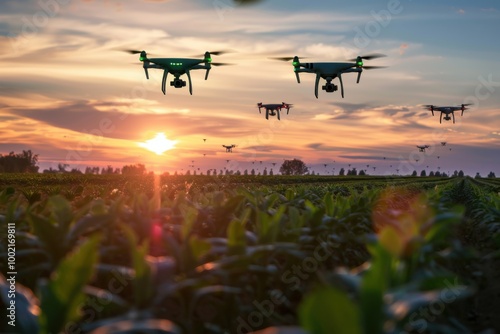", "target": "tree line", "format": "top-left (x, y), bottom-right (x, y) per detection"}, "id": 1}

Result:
top-left (0, 151), bottom-right (497, 178)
